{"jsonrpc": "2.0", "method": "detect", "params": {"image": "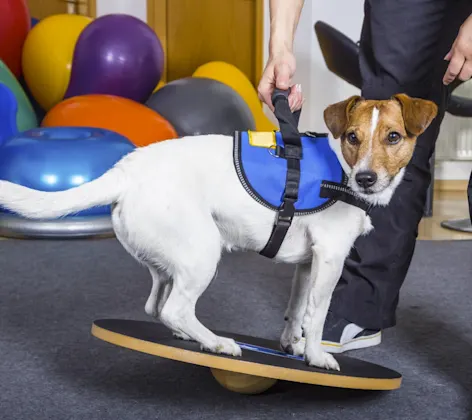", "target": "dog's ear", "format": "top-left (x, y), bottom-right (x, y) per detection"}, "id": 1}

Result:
top-left (392, 94), bottom-right (438, 137)
top-left (323, 96), bottom-right (363, 139)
